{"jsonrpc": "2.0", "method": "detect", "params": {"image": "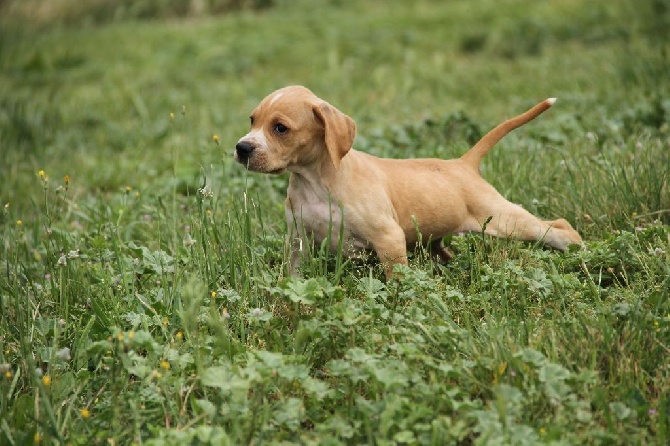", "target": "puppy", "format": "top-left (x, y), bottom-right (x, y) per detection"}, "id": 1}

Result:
top-left (235, 86), bottom-right (582, 278)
